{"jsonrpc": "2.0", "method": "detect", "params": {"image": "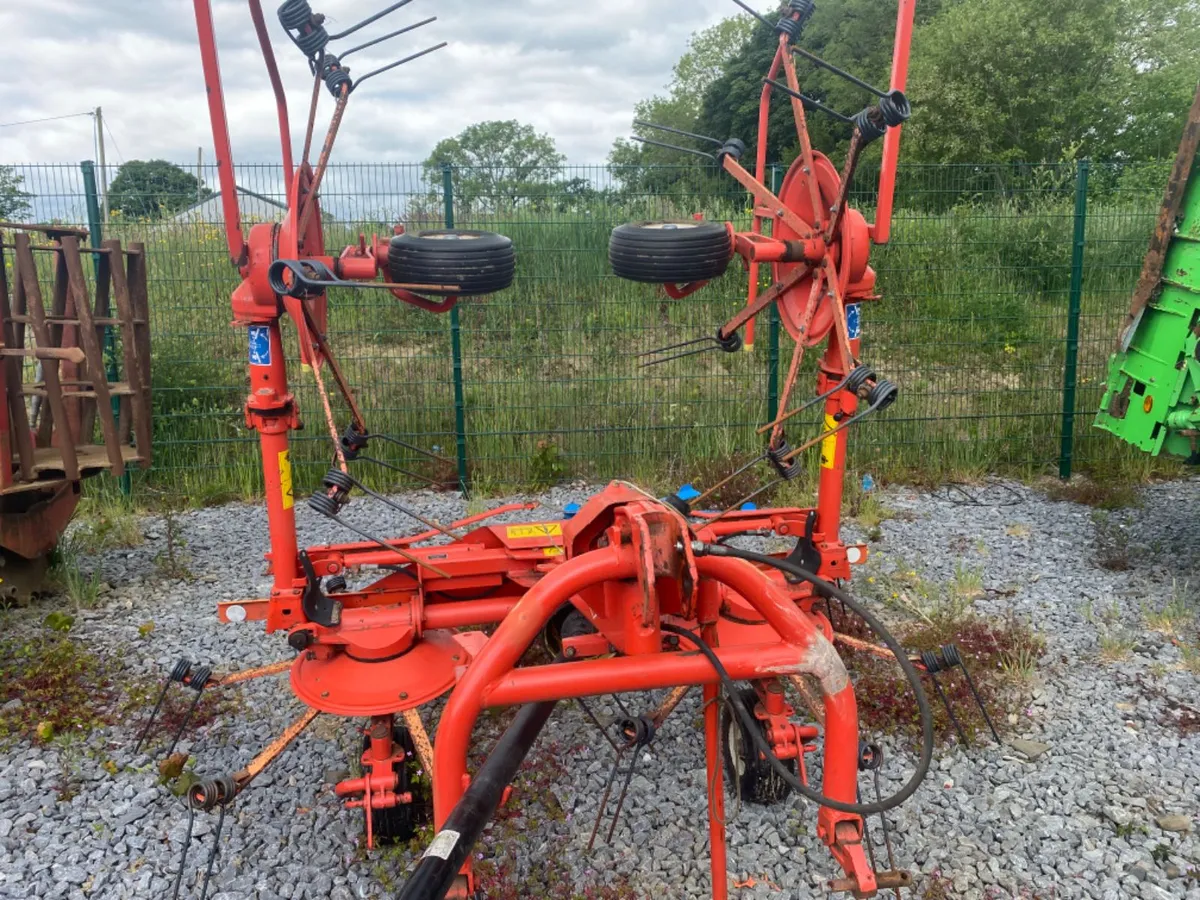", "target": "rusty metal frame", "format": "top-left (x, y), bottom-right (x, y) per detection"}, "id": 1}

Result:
top-left (0, 226), bottom-right (152, 496)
